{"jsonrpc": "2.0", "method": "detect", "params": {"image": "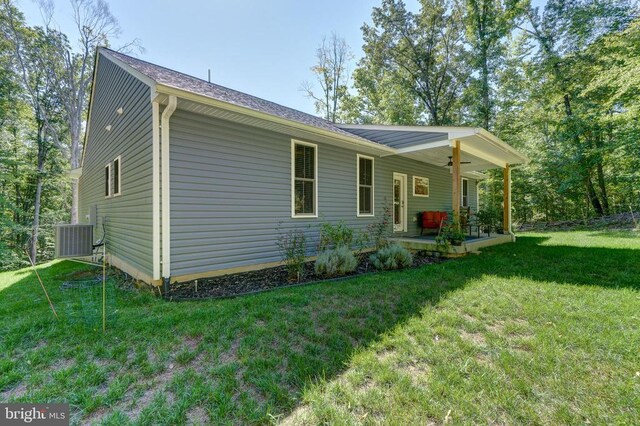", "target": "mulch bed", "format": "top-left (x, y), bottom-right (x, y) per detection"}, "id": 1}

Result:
top-left (165, 251), bottom-right (444, 301)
